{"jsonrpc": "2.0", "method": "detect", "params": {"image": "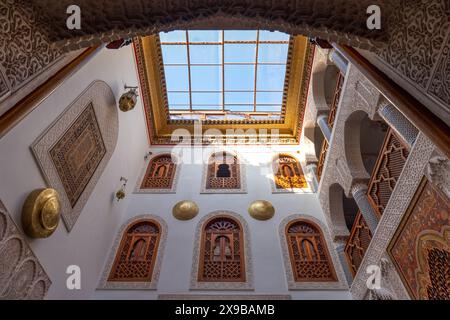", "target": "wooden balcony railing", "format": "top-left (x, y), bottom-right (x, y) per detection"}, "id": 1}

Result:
top-left (344, 128), bottom-right (410, 276)
top-left (316, 73), bottom-right (344, 182)
top-left (344, 211), bottom-right (372, 276)
top-left (367, 128), bottom-right (410, 218)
